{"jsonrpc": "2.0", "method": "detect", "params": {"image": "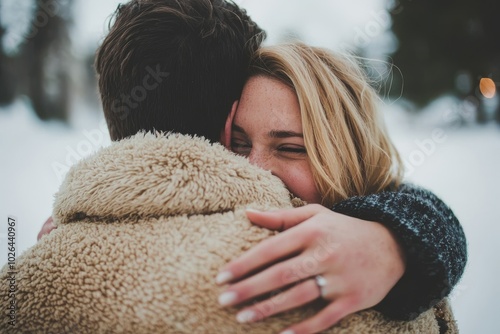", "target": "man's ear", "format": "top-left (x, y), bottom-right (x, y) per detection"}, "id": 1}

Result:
top-left (220, 100), bottom-right (238, 149)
